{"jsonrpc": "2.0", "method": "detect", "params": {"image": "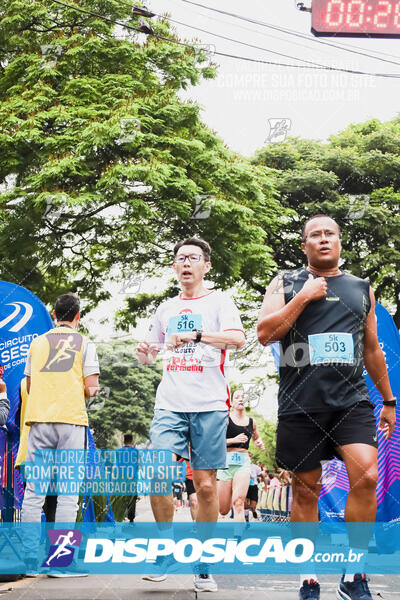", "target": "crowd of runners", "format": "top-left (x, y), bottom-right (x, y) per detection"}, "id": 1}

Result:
top-left (7, 214), bottom-right (396, 600)
top-left (172, 461), bottom-right (291, 523)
